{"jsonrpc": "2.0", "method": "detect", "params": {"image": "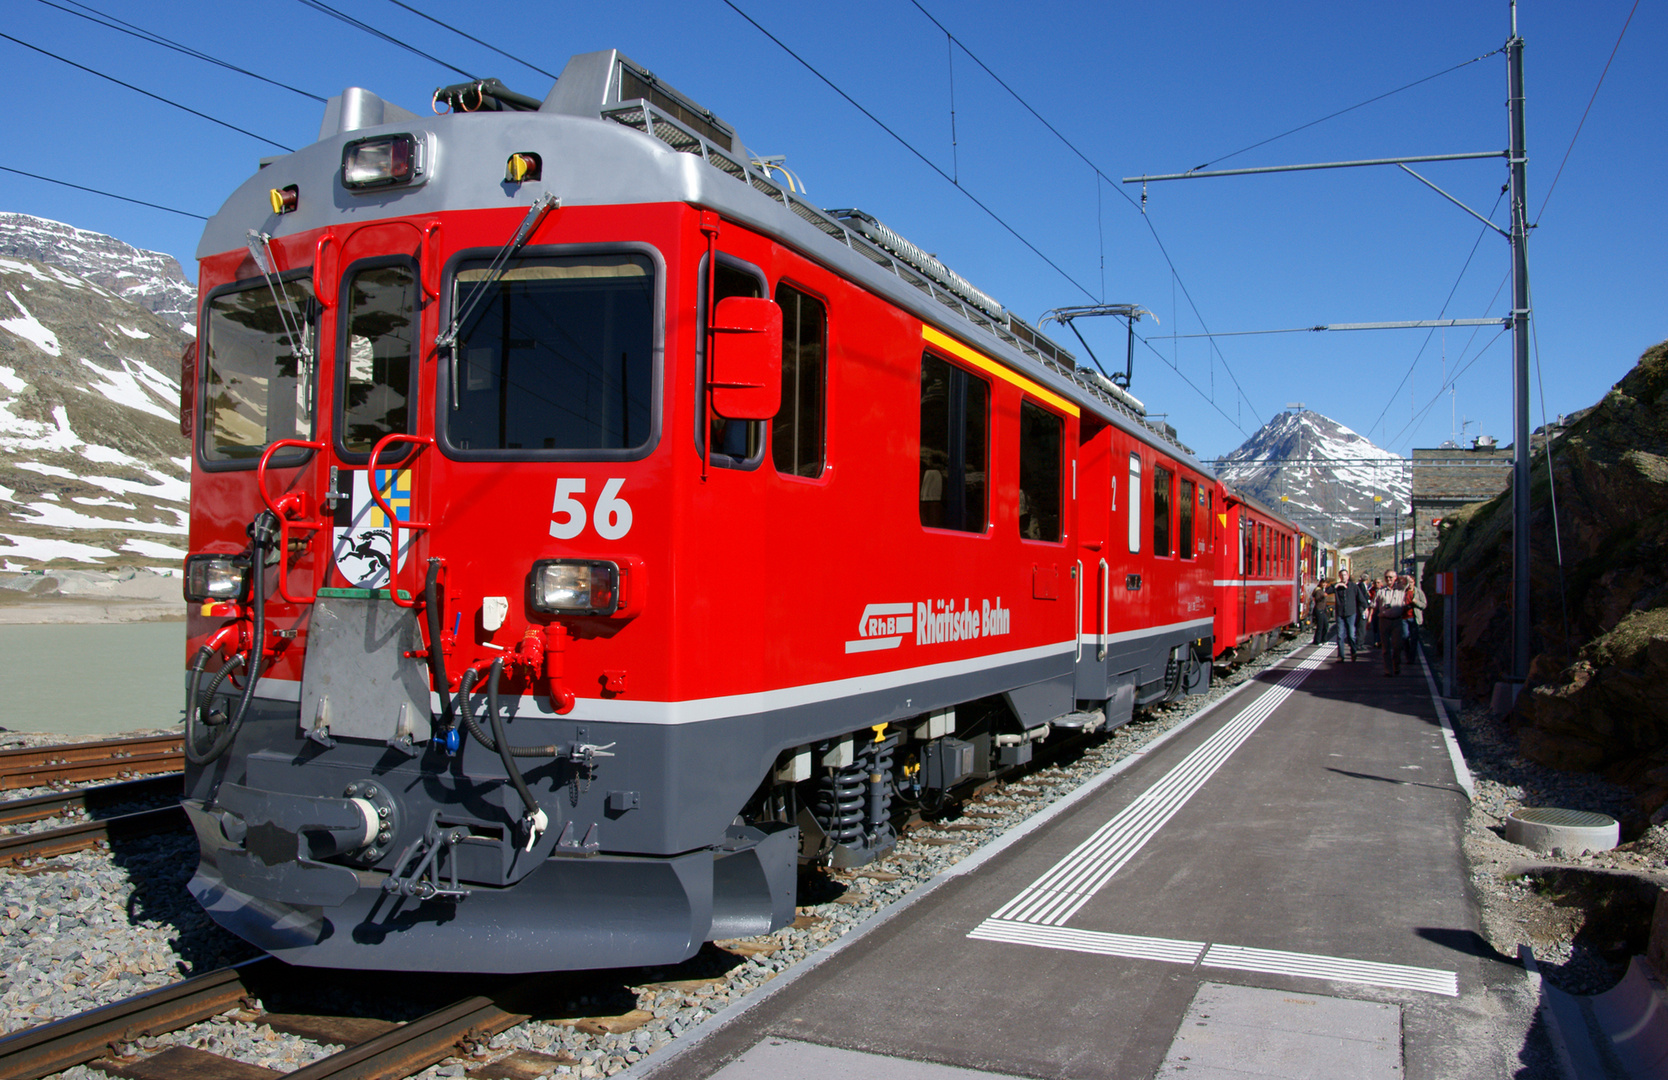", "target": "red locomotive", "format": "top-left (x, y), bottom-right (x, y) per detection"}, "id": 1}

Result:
top-left (179, 51), bottom-right (1313, 972)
